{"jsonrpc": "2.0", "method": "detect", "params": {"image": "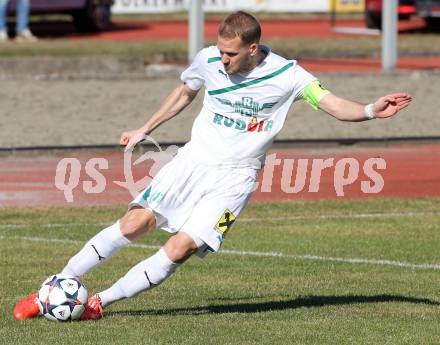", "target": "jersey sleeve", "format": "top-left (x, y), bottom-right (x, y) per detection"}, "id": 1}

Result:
top-left (292, 64), bottom-right (318, 102)
top-left (180, 50), bottom-right (206, 91)
top-left (292, 64), bottom-right (331, 109)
